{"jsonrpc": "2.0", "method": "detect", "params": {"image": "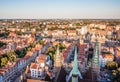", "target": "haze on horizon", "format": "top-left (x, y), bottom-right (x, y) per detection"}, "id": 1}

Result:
top-left (0, 0), bottom-right (120, 19)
